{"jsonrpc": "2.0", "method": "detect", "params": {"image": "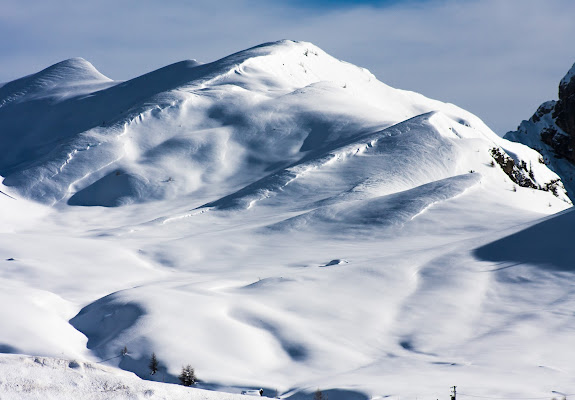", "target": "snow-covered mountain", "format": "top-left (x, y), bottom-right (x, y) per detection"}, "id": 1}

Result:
top-left (1, 40), bottom-right (569, 207)
top-left (1, 41), bottom-right (574, 399)
top-left (505, 62), bottom-right (575, 197)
